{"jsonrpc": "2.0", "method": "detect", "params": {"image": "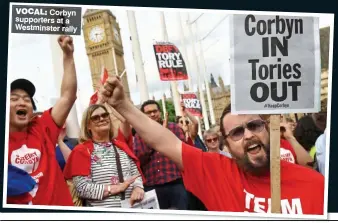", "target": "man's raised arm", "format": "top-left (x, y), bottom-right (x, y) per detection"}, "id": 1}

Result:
top-left (51, 35), bottom-right (77, 127)
top-left (101, 77), bottom-right (184, 170)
